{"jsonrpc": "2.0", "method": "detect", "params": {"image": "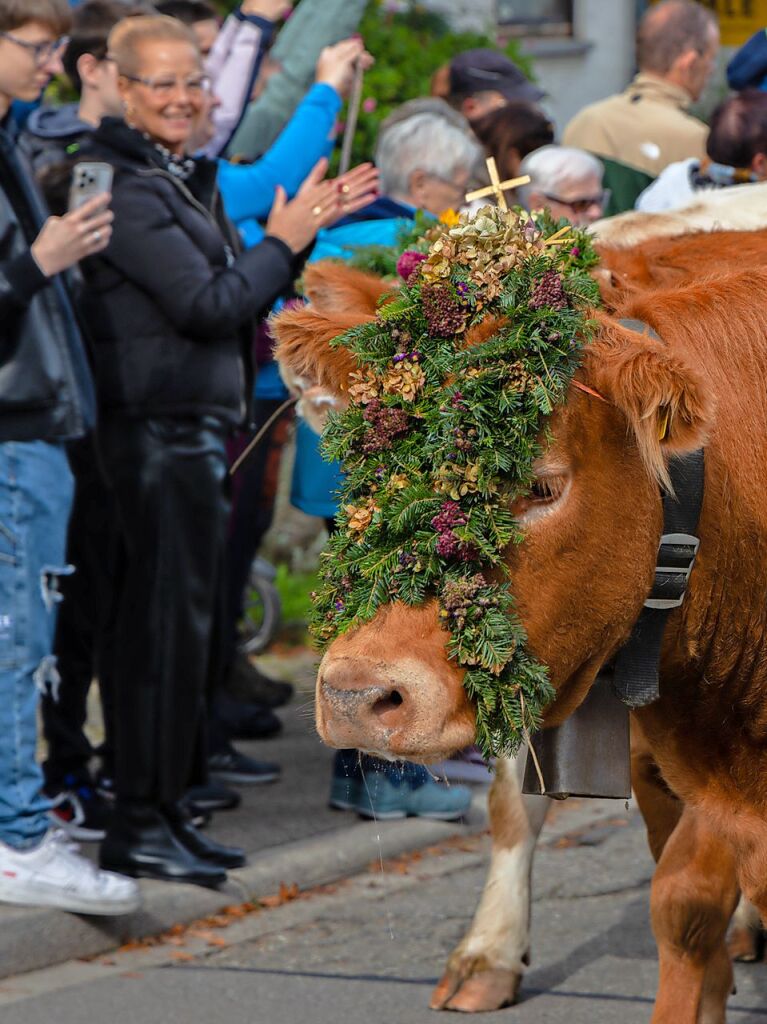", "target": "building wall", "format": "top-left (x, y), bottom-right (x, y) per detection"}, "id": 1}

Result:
top-left (422, 0), bottom-right (495, 33)
top-left (421, 0), bottom-right (638, 137)
top-left (517, 0), bottom-right (637, 136)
